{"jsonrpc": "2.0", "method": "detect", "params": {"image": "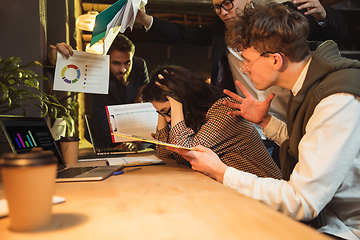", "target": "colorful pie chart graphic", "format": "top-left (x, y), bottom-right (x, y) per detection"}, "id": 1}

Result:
top-left (61, 64), bottom-right (81, 84)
